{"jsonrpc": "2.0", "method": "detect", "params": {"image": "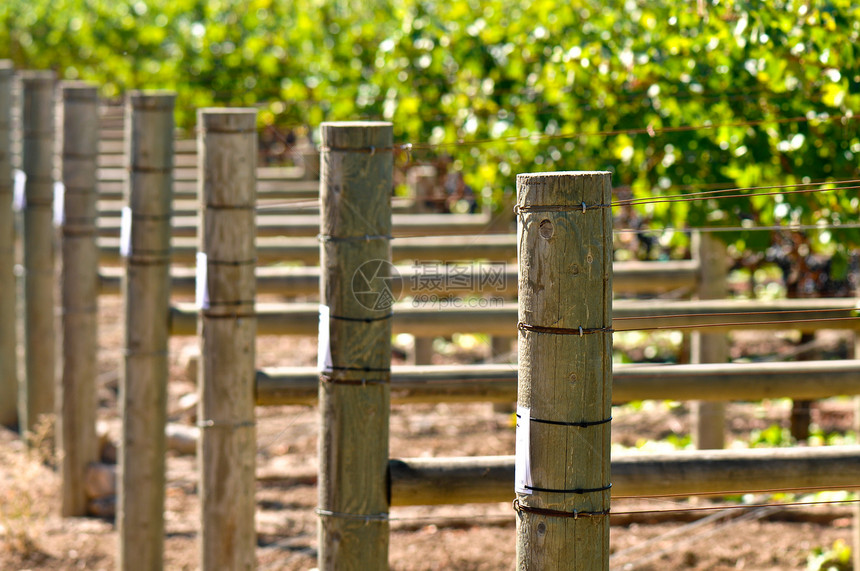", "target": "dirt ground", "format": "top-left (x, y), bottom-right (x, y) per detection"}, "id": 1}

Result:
top-left (1, 294), bottom-right (857, 570)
